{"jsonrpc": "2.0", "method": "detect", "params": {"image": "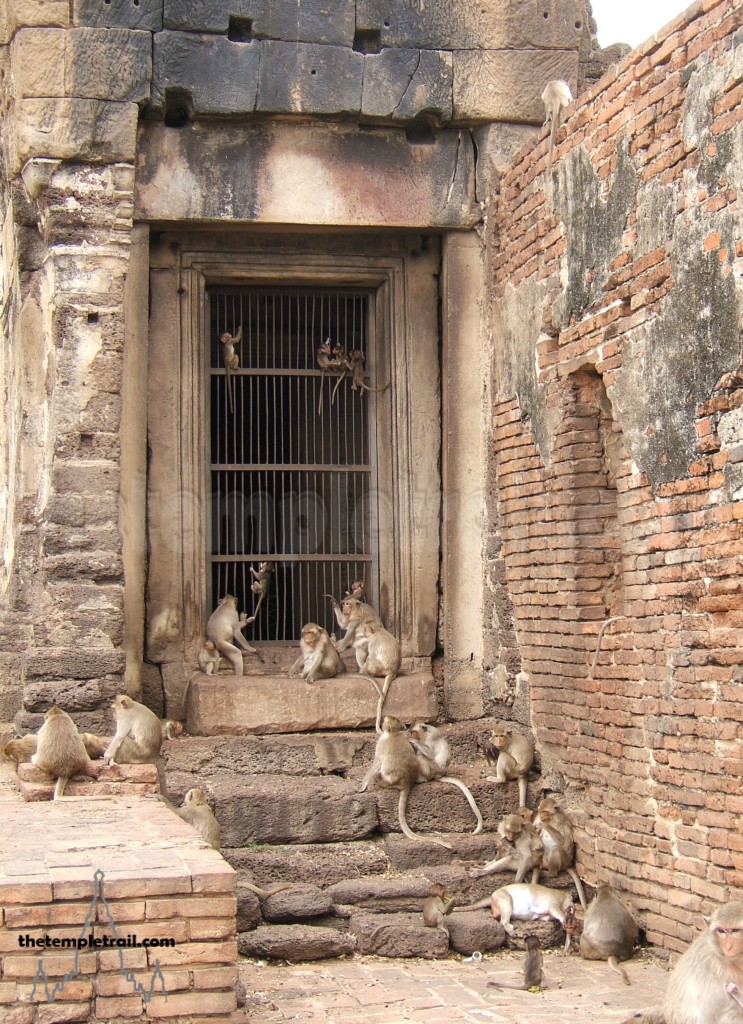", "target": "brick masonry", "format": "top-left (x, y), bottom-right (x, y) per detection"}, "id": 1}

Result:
top-left (488, 0), bottom-right (743, 950)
